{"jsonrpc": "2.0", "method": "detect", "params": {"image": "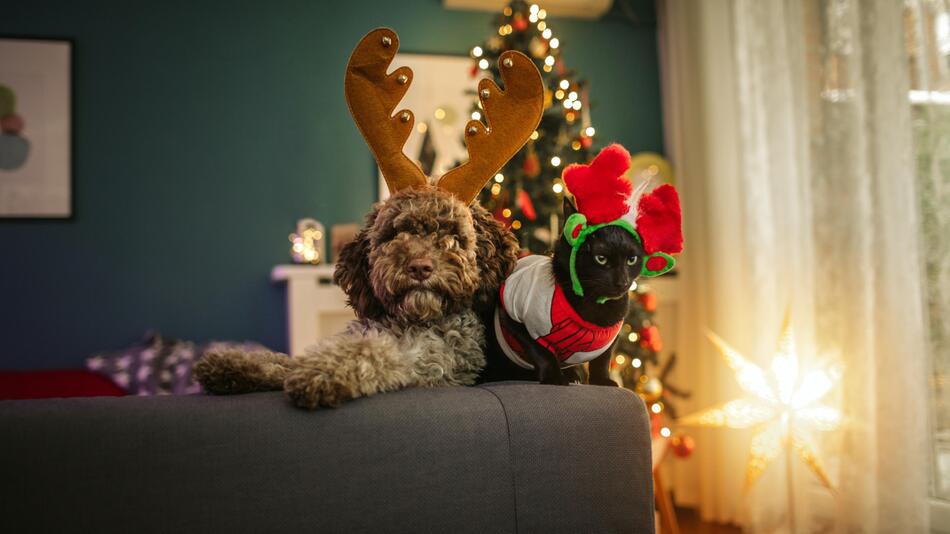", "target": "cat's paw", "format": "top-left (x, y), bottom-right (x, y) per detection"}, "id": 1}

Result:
top-left (539, 368), bottom-right (569, 386)
top-left (588, 376), bottom-right (619, 387)
top-left (283, 368), bottom-right (351, 410)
